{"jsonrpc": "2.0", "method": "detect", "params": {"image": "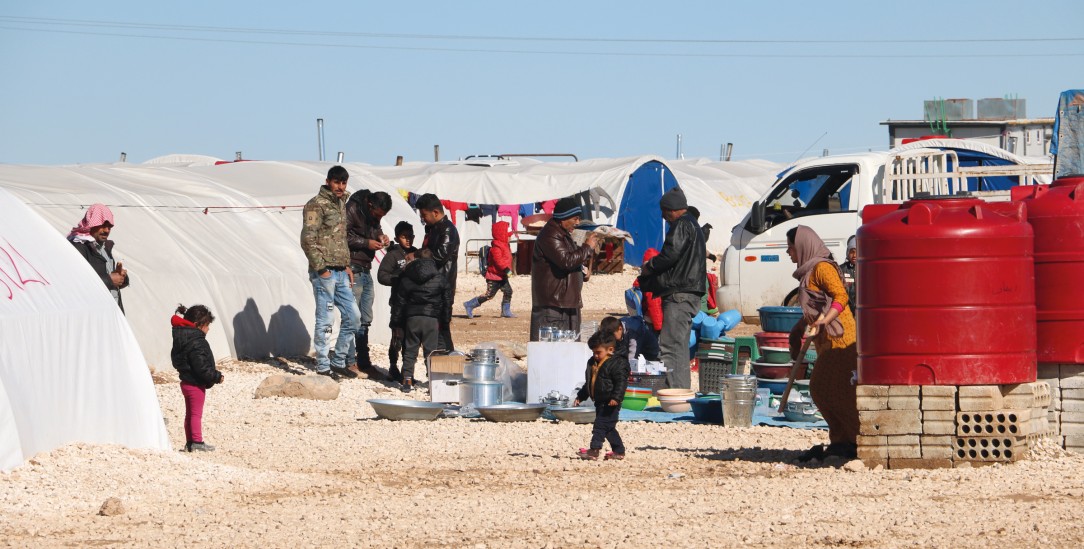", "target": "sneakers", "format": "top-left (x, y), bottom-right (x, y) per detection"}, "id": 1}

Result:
top-left (604, 452), bottom-right (625, 461)
top-left (401, 377), bottom-right (414, 393)
top-left (316, 369), bottom-right (342, 381)
top-left (334, 365), bottom-right (359, 379)
top-left (186, 441), bottom-right (215, 452)
top-left (578, 448), bottom-right (600, 461)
